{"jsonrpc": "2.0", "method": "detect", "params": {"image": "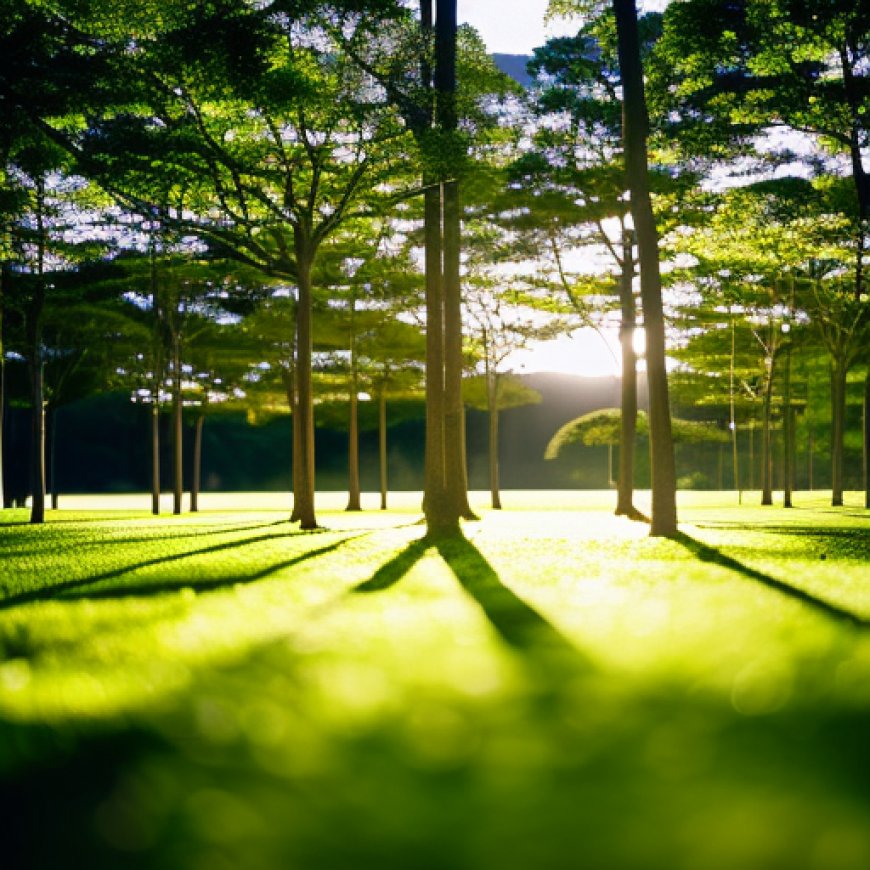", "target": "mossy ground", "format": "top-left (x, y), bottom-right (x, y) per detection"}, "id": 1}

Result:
top-left (2, 491), bottom-right (870, 869)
